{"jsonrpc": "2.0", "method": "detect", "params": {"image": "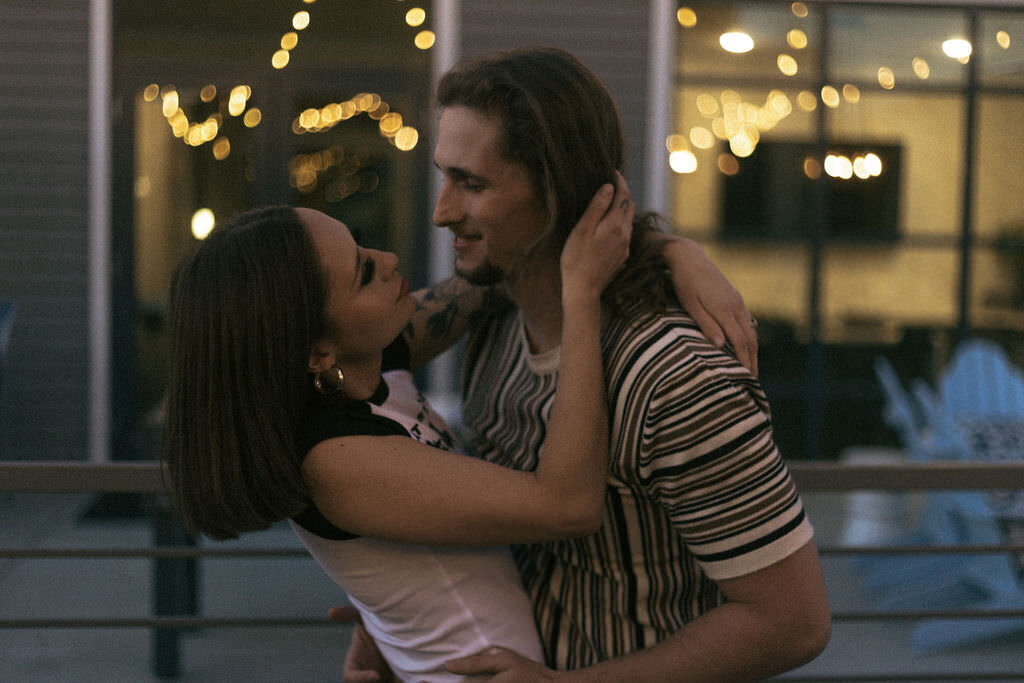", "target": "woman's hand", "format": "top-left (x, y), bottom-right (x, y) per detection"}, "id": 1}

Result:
top-left (446, 646), bottom-right (561, 682)
top-left (560, 174), bottom-right (633, 303)
top-left (660, 237), bottom-right (759, 376)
